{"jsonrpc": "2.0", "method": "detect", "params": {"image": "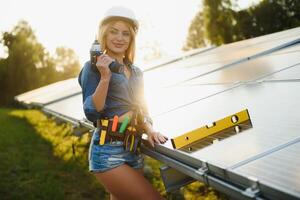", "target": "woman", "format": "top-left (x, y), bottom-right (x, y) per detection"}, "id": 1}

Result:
top-left (78, 6), bottom-right (168, 200)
